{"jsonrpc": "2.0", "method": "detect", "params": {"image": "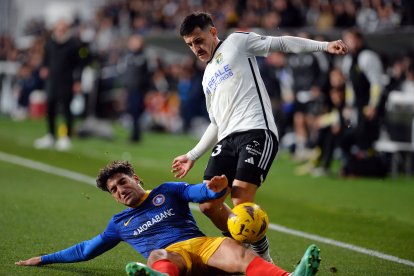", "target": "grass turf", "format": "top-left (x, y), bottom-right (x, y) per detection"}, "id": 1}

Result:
top-left (0, 117), bottom-right (413, 275)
